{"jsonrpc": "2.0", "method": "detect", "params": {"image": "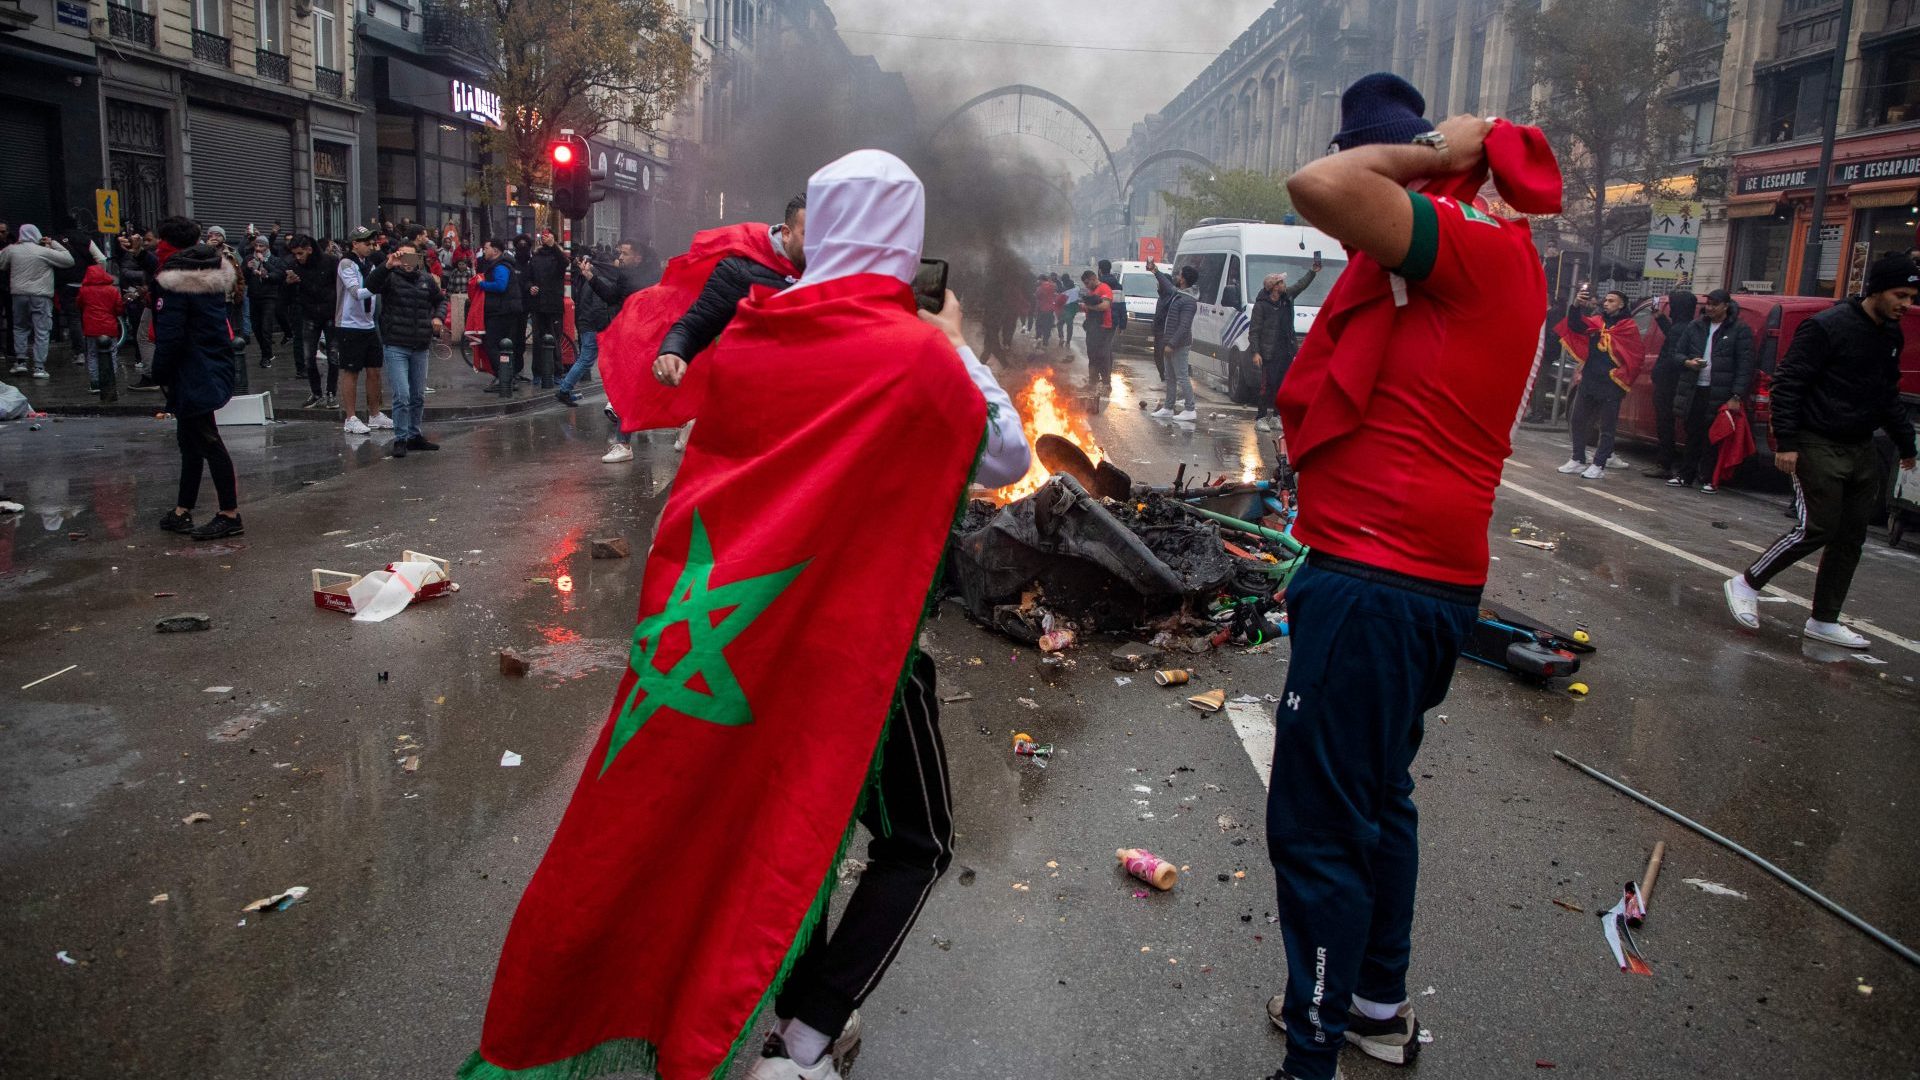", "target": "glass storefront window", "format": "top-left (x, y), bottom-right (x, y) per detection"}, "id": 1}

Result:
top-left (1856, 203), bottom-right (1920, 263)
top-left (1732, 216), bottom-right (1793, 293)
